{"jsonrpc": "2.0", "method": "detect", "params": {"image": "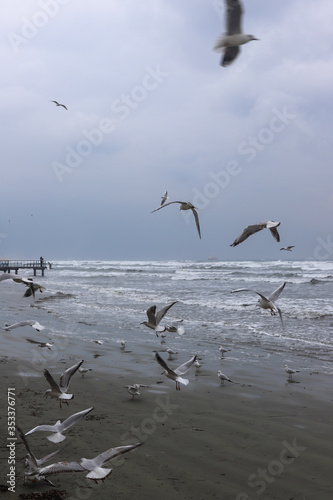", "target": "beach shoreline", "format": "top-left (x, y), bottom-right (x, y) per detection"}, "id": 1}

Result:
top-left (1, 330), bottom-right (332, 500)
